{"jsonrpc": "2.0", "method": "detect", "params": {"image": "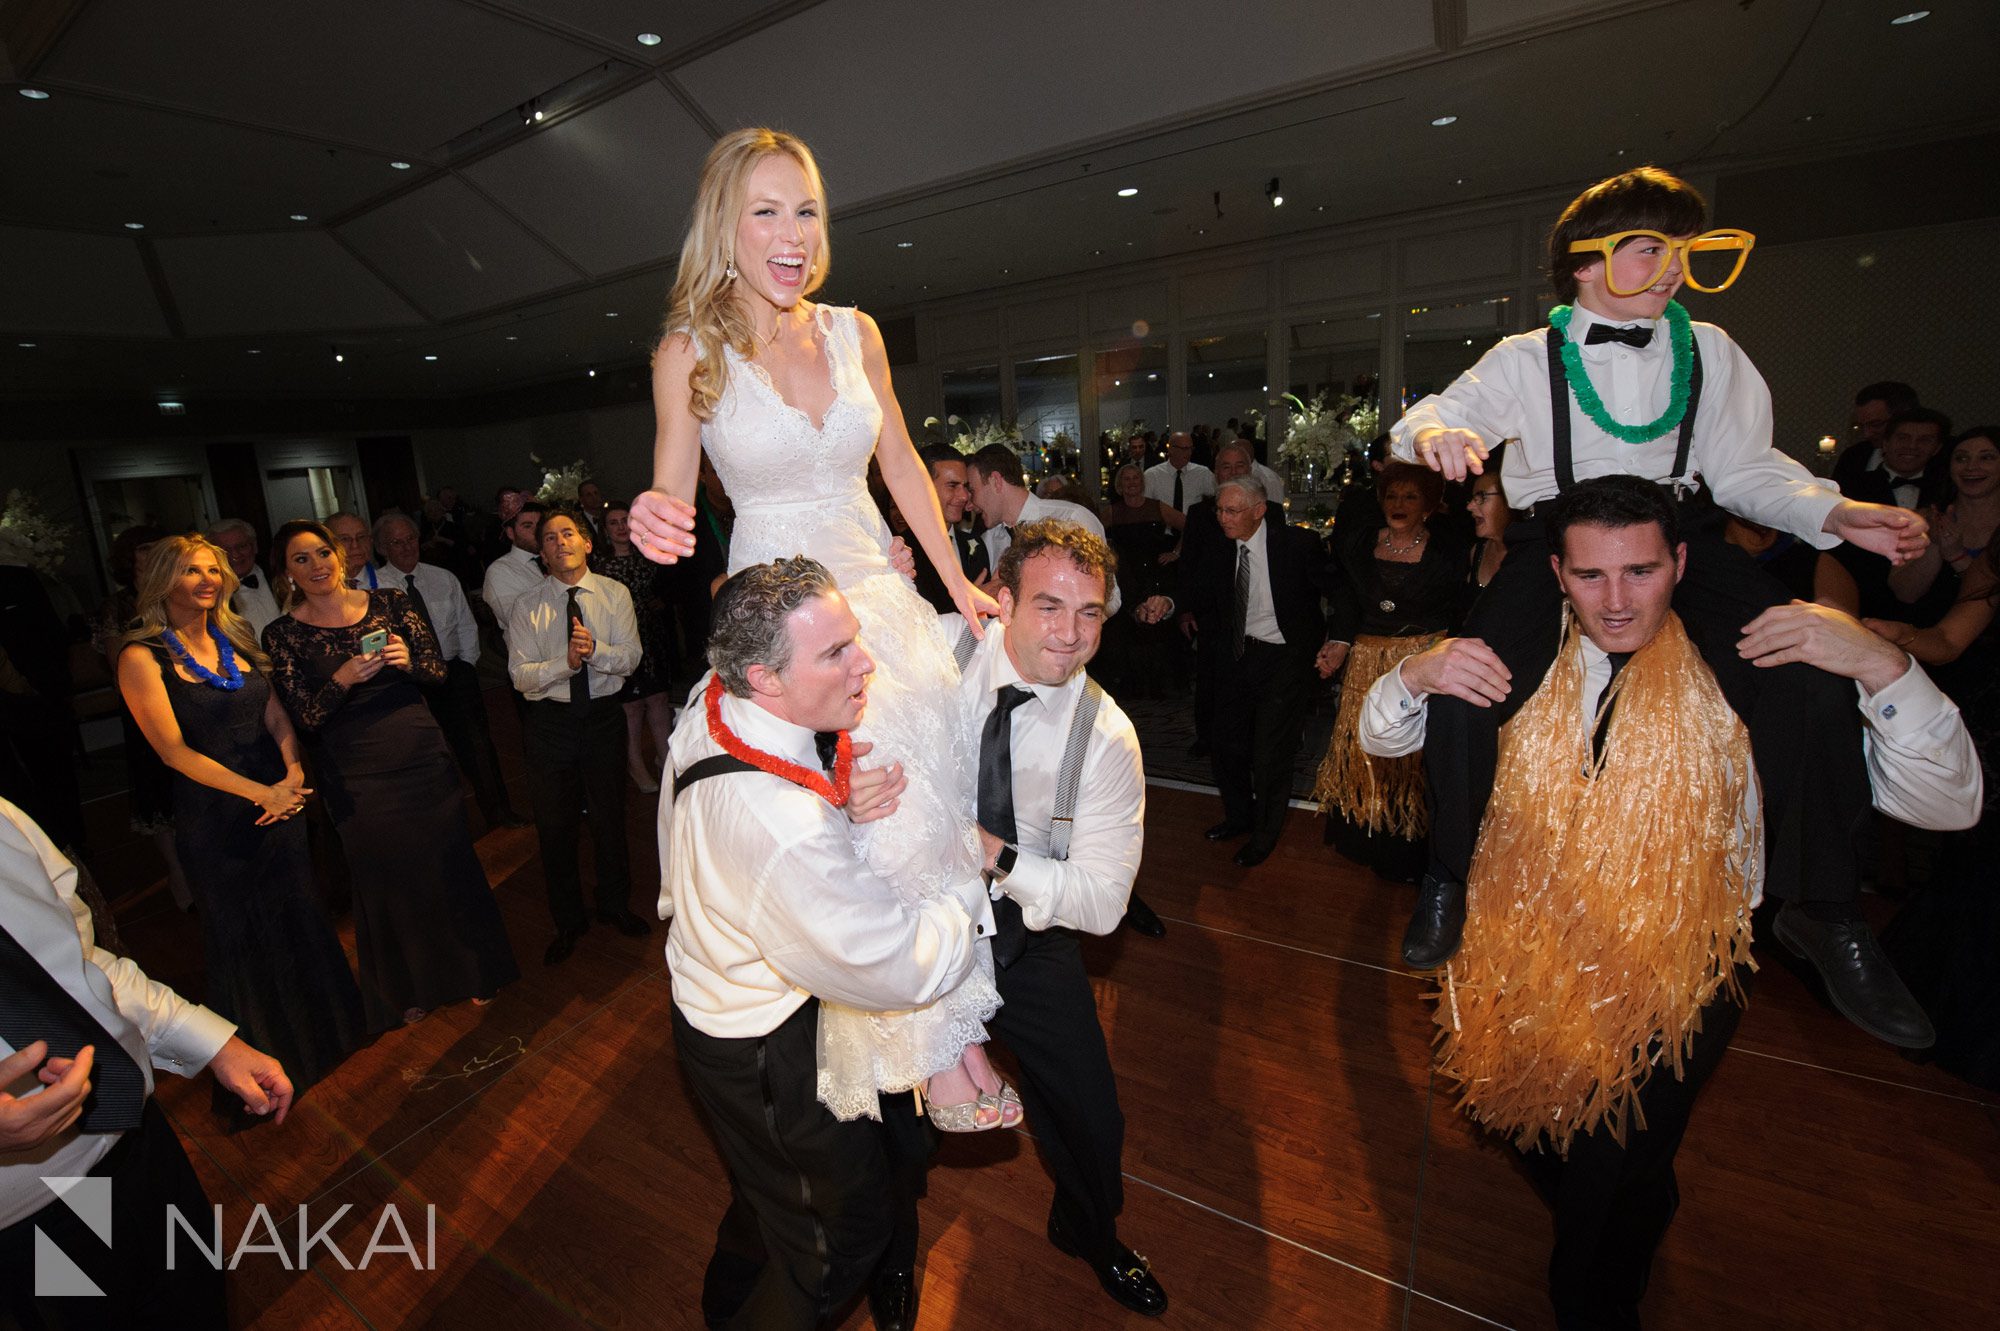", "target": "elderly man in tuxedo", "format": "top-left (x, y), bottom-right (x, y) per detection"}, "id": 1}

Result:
top-left (1143, 476), bottom-right (1331, 866)
top-left (0, 797), bottom-right (291, 1329)
top-left (208, 519), bottom-right (279, 637)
